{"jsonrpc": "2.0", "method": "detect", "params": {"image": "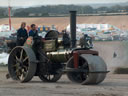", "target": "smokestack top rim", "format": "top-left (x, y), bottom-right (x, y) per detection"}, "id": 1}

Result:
top-left (70, 11), bottom-right (77, 13)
